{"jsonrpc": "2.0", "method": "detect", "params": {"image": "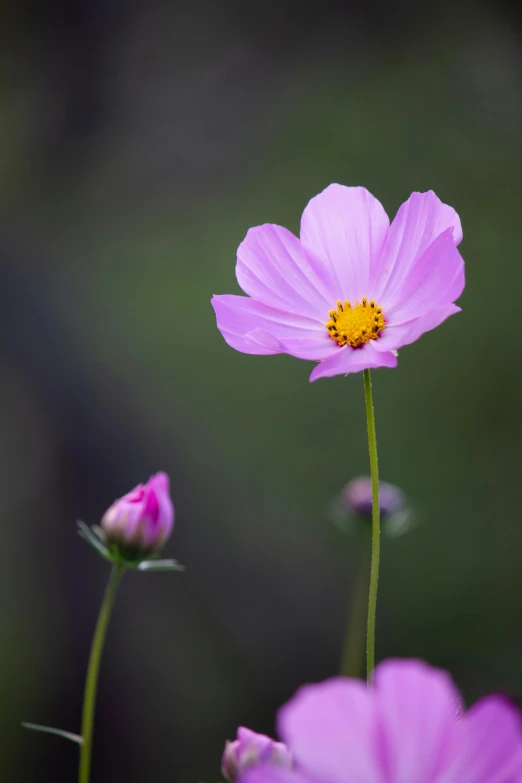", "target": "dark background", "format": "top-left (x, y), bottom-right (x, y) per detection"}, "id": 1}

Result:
top-left (1, 1), bottom-right (521, 781)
